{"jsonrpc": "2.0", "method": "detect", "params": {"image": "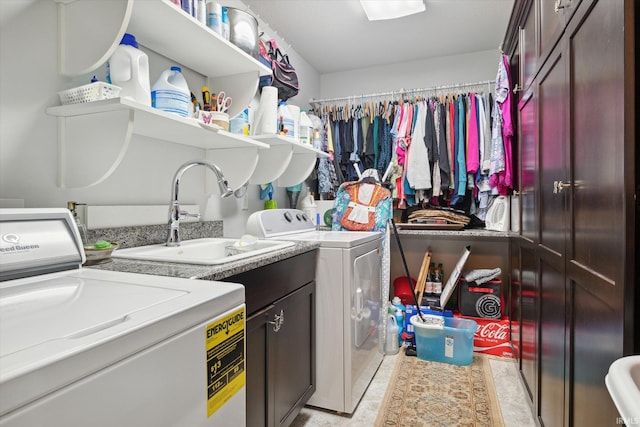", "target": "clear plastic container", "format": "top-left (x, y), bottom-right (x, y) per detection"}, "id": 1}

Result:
top-left (107, 33), bottom-right (151, 106)
top-left (151, 66), bottom-right (191, 118)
